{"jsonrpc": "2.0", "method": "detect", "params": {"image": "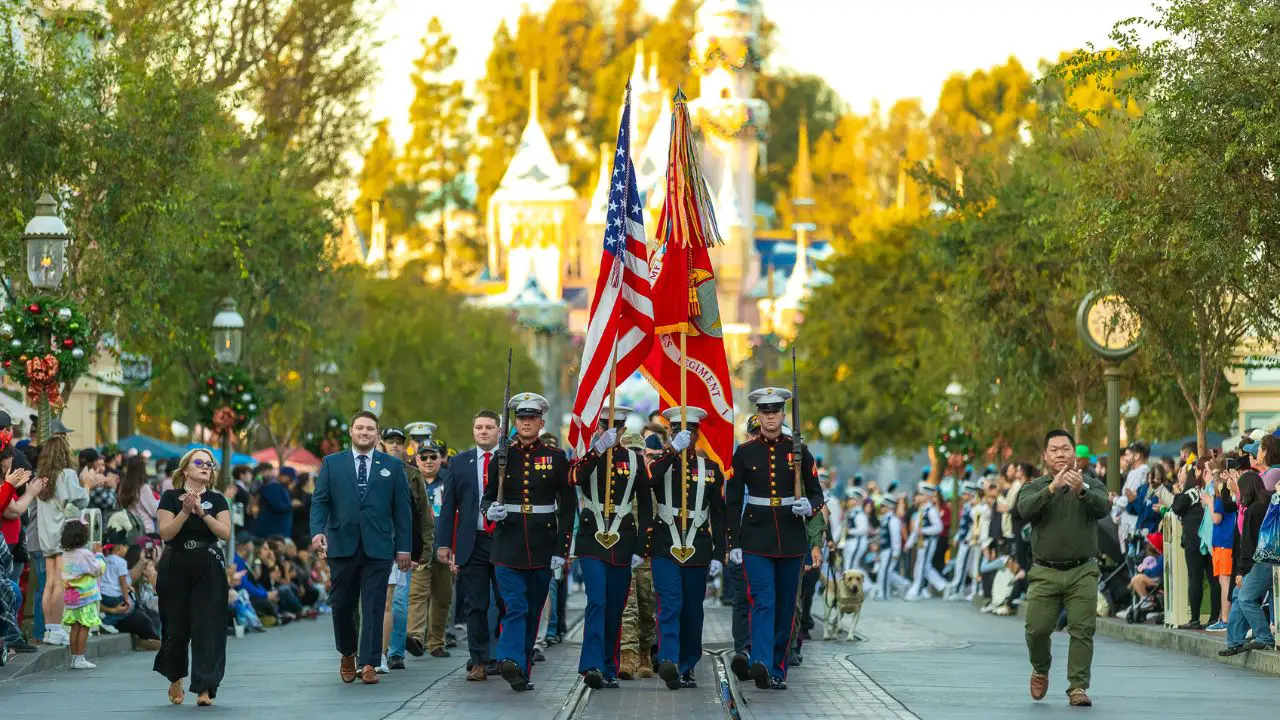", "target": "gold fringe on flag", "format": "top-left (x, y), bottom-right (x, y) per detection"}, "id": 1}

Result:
top-left (657, 88), bottom-right (723, 252)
